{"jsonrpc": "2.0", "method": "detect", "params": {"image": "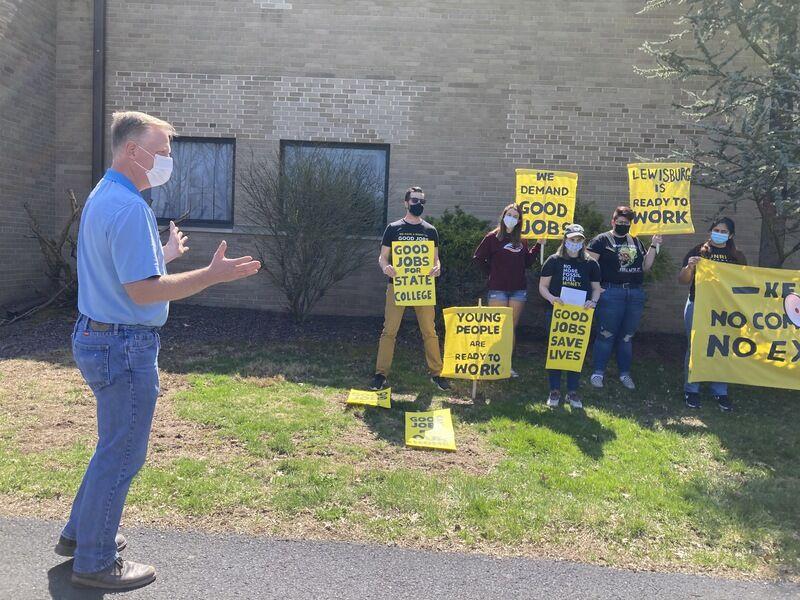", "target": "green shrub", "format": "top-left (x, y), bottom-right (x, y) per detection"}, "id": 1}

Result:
top-left (427, 207), bottom-right (491, 309)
